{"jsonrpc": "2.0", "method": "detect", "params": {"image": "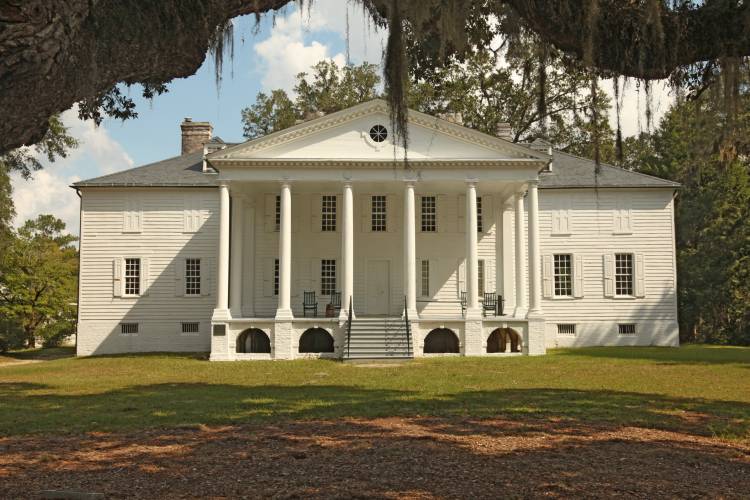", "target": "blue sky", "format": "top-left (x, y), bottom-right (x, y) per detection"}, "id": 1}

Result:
top-left (11, 1), bottom-right (670, 237)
